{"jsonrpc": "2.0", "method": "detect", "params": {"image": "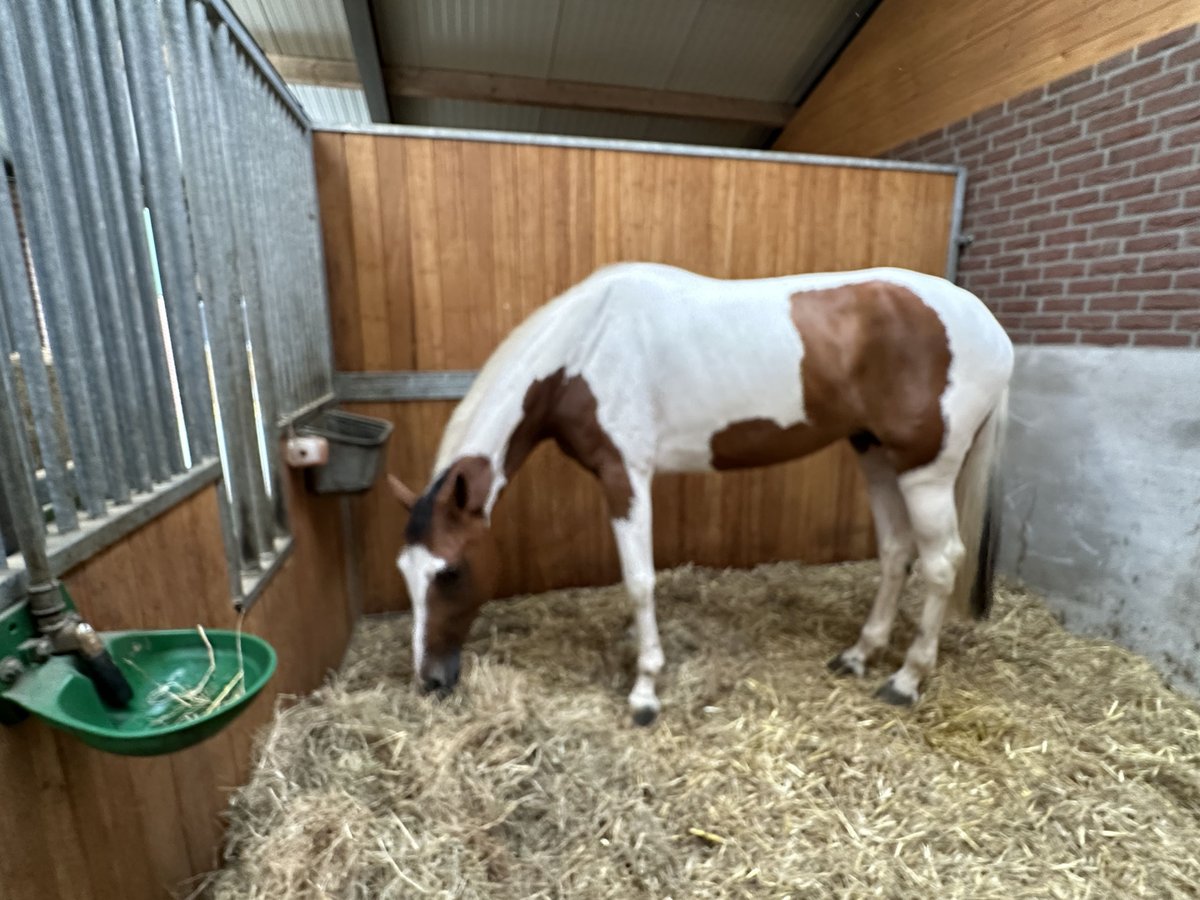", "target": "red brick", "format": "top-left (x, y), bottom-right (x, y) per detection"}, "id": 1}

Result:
top-left (1003, 234), bottom-right (1041, 251)
top-left (1090, 221), bottom-right (1142, 239)
top-left (1056, 79), bottom-right (1103, 107)
top-left (968, 271), bottom-right (1003, 287)
top-left (1124, 194), bottom-right (1180, 214)
top-left (998, 187), bottom-right (1038, 206)
top-left (1002, 299), bottom-right (1040, 314)
top-left (1066, 313), bottom-right (1115, 329)
top-left (1070, 277), bottom-right (1117, 293)
top-left (1022, 313), bottom-right (1066, 328)
top-left (1052, 137), bottom-right (1099, 161)
top-left (1108, 136), bottom-right (1163, 163)
top-left (1089, 295), bottom-right (1139, 311)
top-left (1124, 234), bottom-right (1180, 253)
top-left (1085, 105), bottom-right (1139, 134)
top-left (1071, 241), bottom-right (1121, 260)
top-left (1097, 50), bottom-right (1136, 75)
top-left (1157, 104), bottom-right (1200, 129)
top-left (1081, 331), bottom-right (1132, 346)
top-left (970, 103), bottom-right (1007, 128)
top-left (1136, 25), bottom-right (1197, 59)
top-left (1077, 93), bottom-right (1127, 120)
top-left (992, 122), bottom-right (1033, 148)
top-left (1116, 313), bottom-right (1174, 329)
top-left (1058, 151), bottom-right (1107, 177)
top-left (1098, 121), bottom-right (1155, 145)
top-left (1176, 272), bottom-right (1200, 288)
top-left (1038, 109), bottom-right (1076, 132)
top-left (1028, 247), bottom-right (1070, 264)
top-left (1037, 176), bottom-right (1082, 199)
top-left (1040, 122), bottom-right (1086, 145)
top-left (1072, 206), bottom-right (1120, 227)
top-left (1011, 149), bottom-right (1052, 173)
top-left (1167, 41), bottom-right (1200, 68)
top-left (1133, 148), bottom-right (1196, 175)
top-left (1045, 227), bottom-right (1089, 246)
top-left (1082, 164), bottom-right (1136, 188)
top-left (1027, 213), bottom-right (1071, 232)
top-left (1117, 274), bottom-right (1173, 291)
top-left (1001, 266), bottom-right (1041, 283)
top-left (998, 313), bottom-right (1026, 330)
top-left (1044, 262), bottom-right (1088, 278)
top-left (1005, 329), bottom-right (1034, 343)
top-left (1007, 85), bottom-right (1047, 110)
top-left (978, 208), bottom-right (1014, 226)
top-left (989, 253), bottom-right (1026, 270)
top-left (1101, 177), bottom-right (1156, 201)
top-left (991, 222), bottom-right (1028, 239)
top-left (1160, 169), bottom-right (1200, 194)
top-left (1048, 68), bottom-right (1094, 94)
top-left (1127, 70), bottom-right (1188, 100)
top-left (1089, 257), bottom-right (1140, 274)
top-left (958, 136), bottom-right (991, 160)
top-left (1042, 297), bottom-right (1087, 312)
top-left (1148, 210), bottom-right (1200, 229)
top-left (1107, 58), bottom-right (1164, 88)
top-left (1142, 251), bottom-right (1200, 272)
top-left (1056, 189), bottom-right (1103, 210)
top-left (1133, 331), bottom-right (1191, 346)
top-left (1177, 312), bottom-right (1200, 329)
top-left (1012, 199), bottom-right (1054, 219)
top-left (1142, 84), bottom-right (1200, 116)
top-left (1033, 331), bottom-right (1080, 344)
top-left (1027, 281), bottom-right (1067, 297)
top-left (982, 147), bottom-right (1014, 167)
top-left (1141, 292), bottom-right (1200, 310)
top-left (1015, 165), bottom-right (1057, 188)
